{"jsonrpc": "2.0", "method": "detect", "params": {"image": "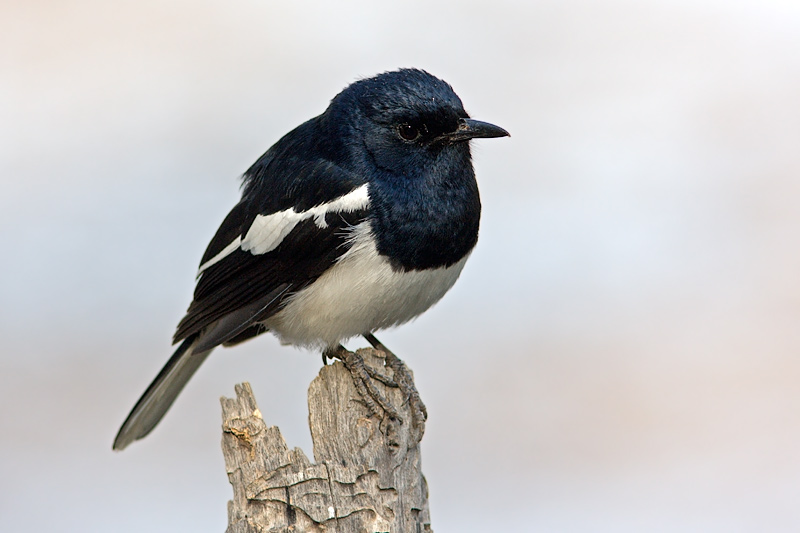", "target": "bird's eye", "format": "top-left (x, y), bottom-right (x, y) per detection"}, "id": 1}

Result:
top-left (397, 123), bottom-right (421, 141)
